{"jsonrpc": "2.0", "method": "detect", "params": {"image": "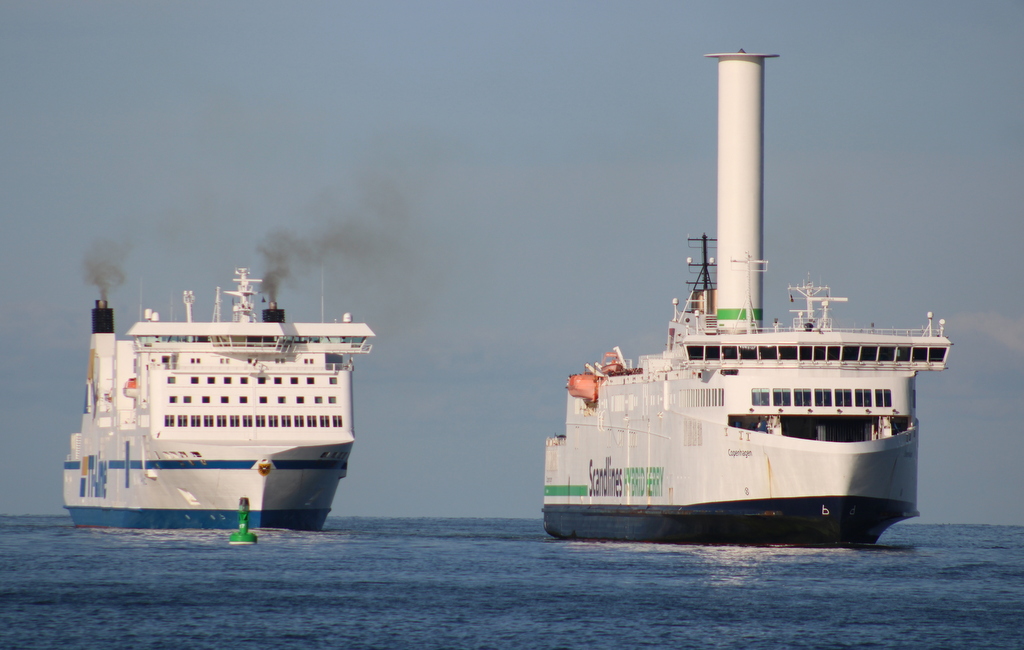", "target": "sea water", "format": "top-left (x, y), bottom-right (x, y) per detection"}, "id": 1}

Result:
top-left (1, 517), bottom-right (1022, 649)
